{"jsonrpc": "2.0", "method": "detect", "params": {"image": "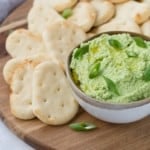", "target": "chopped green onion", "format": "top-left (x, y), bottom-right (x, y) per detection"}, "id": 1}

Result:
top-left (133, 36), bottom-right (147, 48)
top-left (89, 61), bottom-right (101, 79)
top-left (74, 45), bottom-right (89, 59)
top-left (69, 122), bottom-right (96, 131)
top-left (143, 66), bottom-right (150, 81)
top-left (103, 76), bottom-right (120, 96)
top-left (108, 39), bottom-right (122, 49)
top-left (61, 8), bottom-right (73, 19)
